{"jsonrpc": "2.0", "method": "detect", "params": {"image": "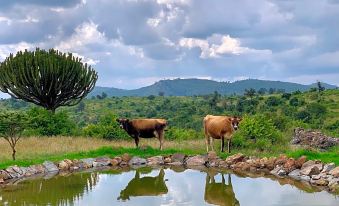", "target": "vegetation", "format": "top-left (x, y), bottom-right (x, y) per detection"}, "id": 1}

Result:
top-left (0, 111), bottom-right (28, 160)
top-left (0, 48), bottom-right (98, 112)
